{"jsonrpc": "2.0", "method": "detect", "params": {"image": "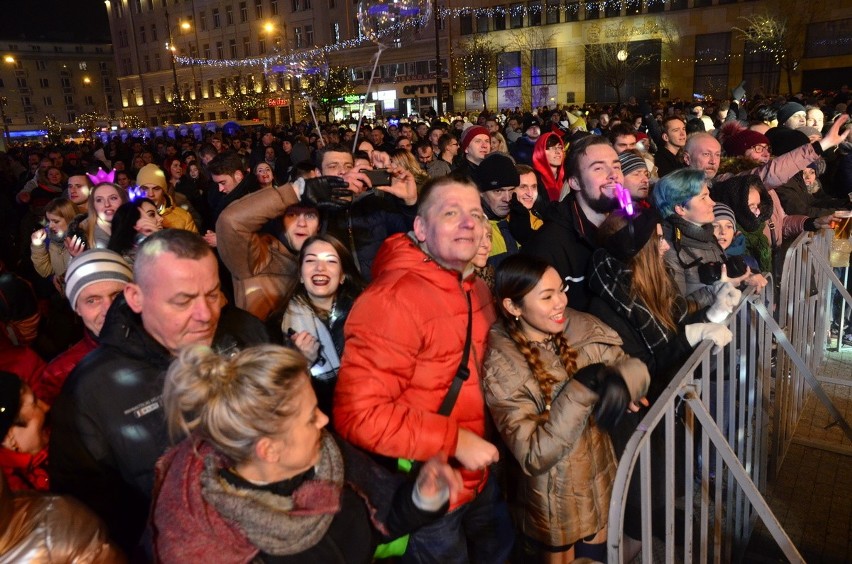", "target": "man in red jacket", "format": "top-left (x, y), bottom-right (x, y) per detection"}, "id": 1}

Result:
top-left (334, 176), bottom-right (513, 563)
